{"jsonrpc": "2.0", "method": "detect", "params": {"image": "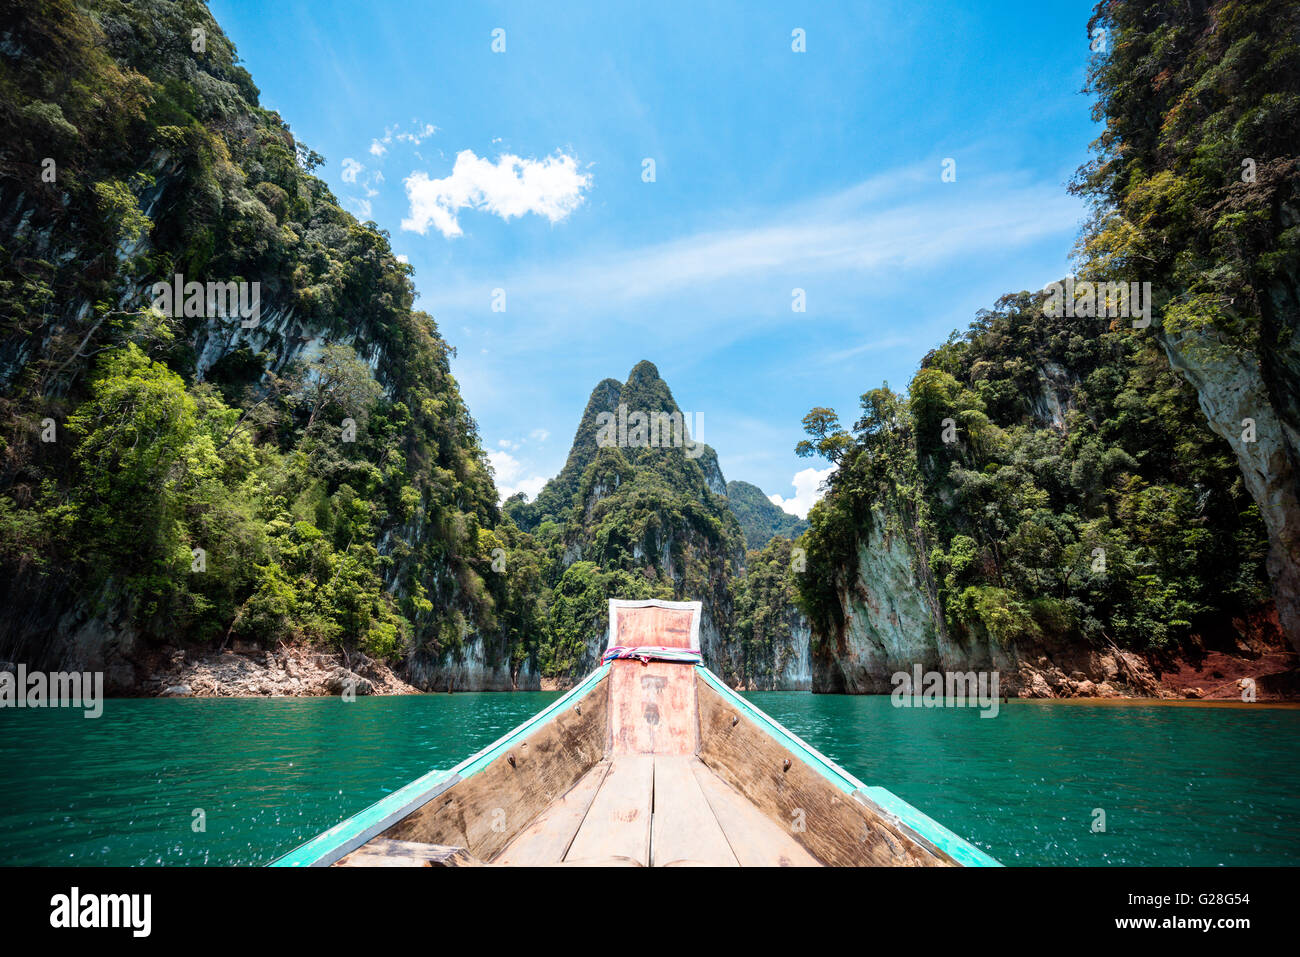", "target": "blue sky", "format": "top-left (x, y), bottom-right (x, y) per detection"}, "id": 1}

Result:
top-left (209, 0), bottom-right (1102, 513)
